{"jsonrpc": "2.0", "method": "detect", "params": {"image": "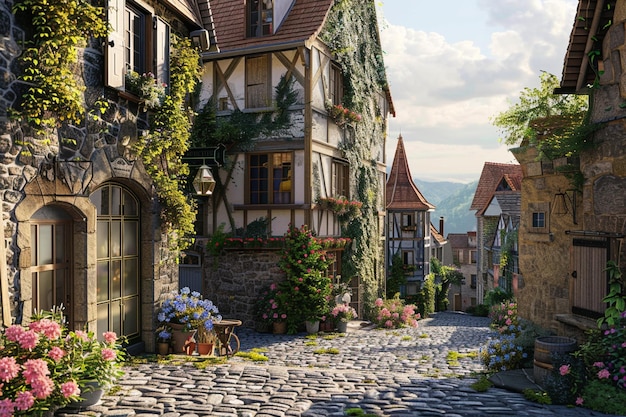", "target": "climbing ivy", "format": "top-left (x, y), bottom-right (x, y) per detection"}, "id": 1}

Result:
top-left (133, 36), bottom-right (202, 253)
top-left (190, 74), bottom-right (298, 150)
top-left (12, 0), bottom-right (109, 130)
top-left (320, 0), bottom-right (390, 318)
